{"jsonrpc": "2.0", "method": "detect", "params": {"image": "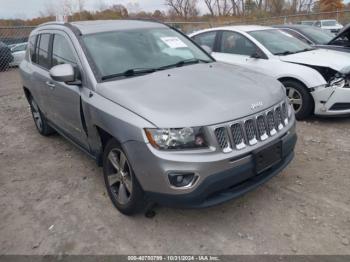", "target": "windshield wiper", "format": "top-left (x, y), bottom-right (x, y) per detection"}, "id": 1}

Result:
top-left (158, 58), bottom-right (211, 70)
top-left (275, 48), bottom-right (316, 56)
top-left (275, 51), bottom-right (296, 56)
top-left (101, 68), bottom-right (157, 81)
top-left (295, 47), bottom-right (316, 53)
